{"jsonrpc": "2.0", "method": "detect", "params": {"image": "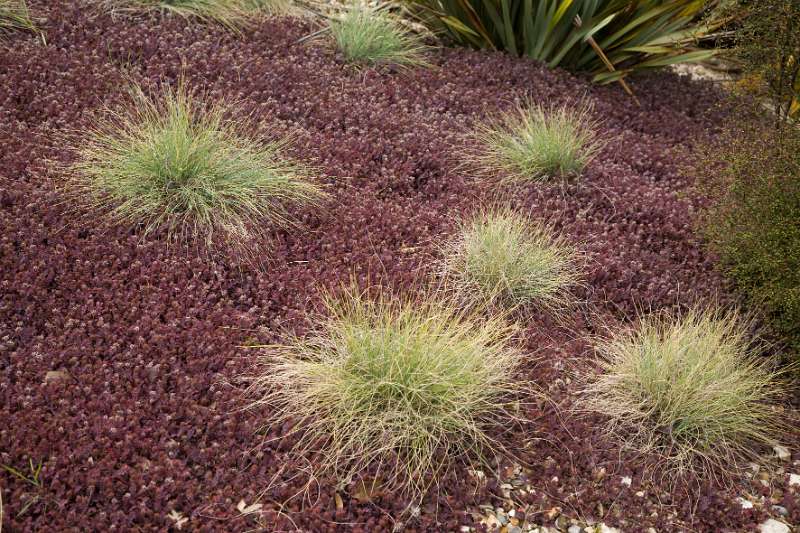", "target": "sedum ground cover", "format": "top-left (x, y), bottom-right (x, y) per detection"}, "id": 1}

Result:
top-left (0, 1), bottom-right (798, 531)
